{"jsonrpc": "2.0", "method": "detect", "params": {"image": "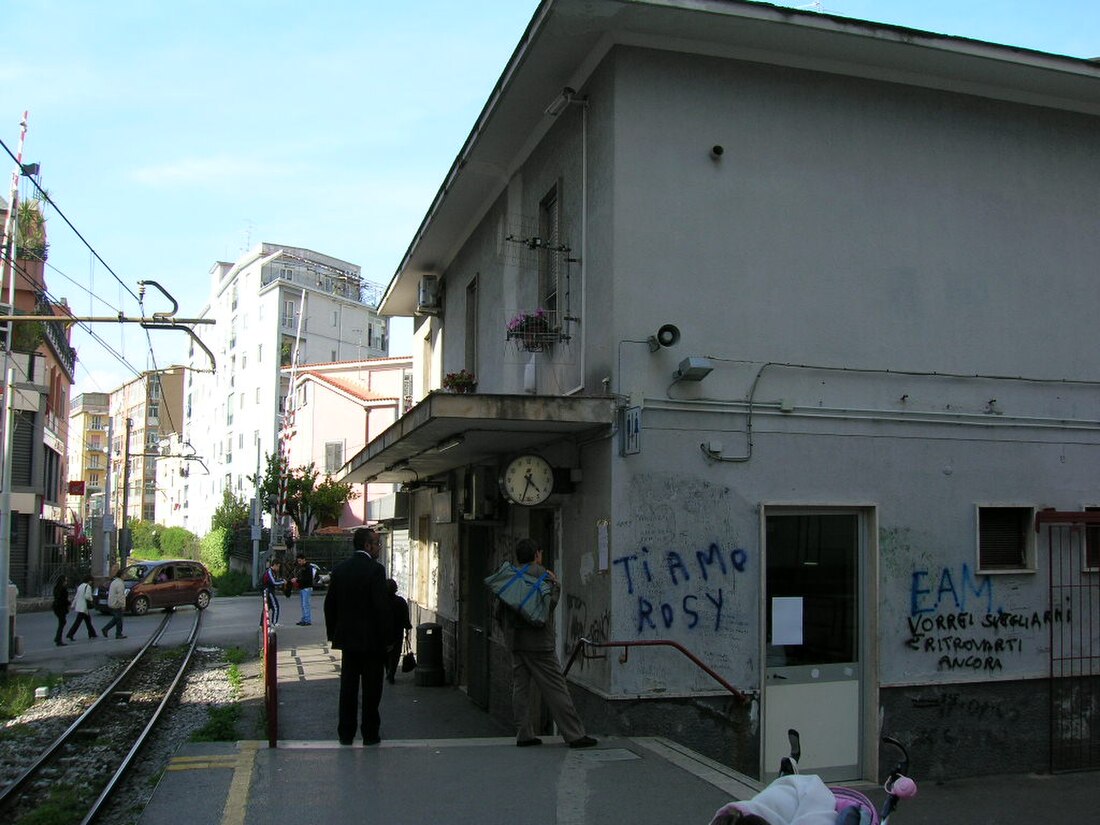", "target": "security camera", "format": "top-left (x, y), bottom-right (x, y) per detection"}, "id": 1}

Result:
top-left (710, 145), bottom-right (724, 160)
